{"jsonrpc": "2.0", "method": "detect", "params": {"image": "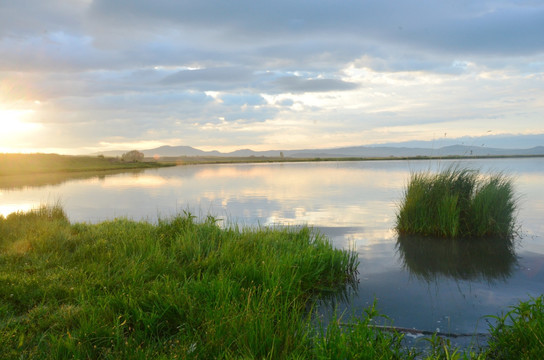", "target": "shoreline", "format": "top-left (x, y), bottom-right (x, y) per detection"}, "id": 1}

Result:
top-left (154, 153), bottom-right (544, 166)
top-left (0, 153), bottom-right (173, 177)
top-left (3, 152), bottom-right (543, 178)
